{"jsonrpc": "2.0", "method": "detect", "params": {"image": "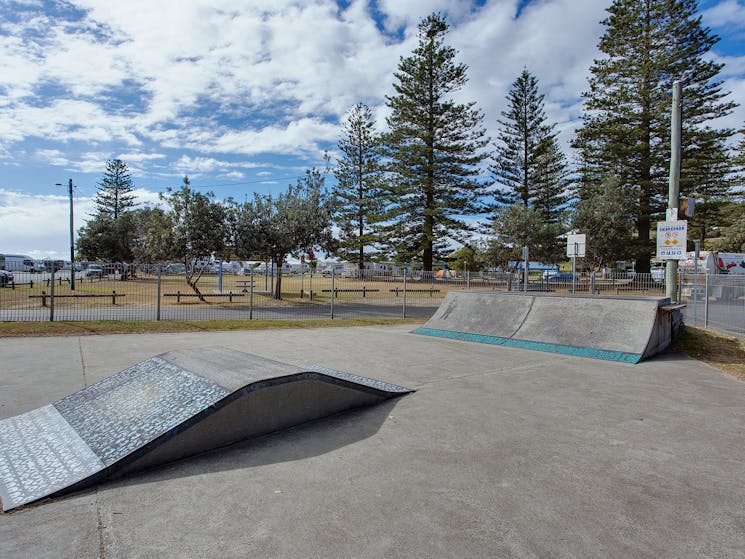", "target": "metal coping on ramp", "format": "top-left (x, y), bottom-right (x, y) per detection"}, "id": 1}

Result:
top-left (414, 291), bottom-right (678, 363)
top-left (0, 348), bottom-right (413, 511)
